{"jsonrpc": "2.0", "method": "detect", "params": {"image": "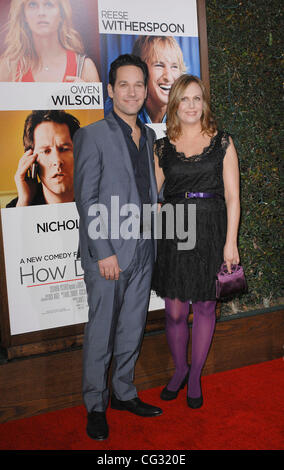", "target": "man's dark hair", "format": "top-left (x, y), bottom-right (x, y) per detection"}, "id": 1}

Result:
top-left (108, 54), bottom-right (148, 88)
top-left (23, 110), bottom-right (80, 151)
